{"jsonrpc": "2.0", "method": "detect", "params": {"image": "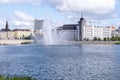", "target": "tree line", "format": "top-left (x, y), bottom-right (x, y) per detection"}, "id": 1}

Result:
top-left (93, 36), bottom-right (120, 41)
